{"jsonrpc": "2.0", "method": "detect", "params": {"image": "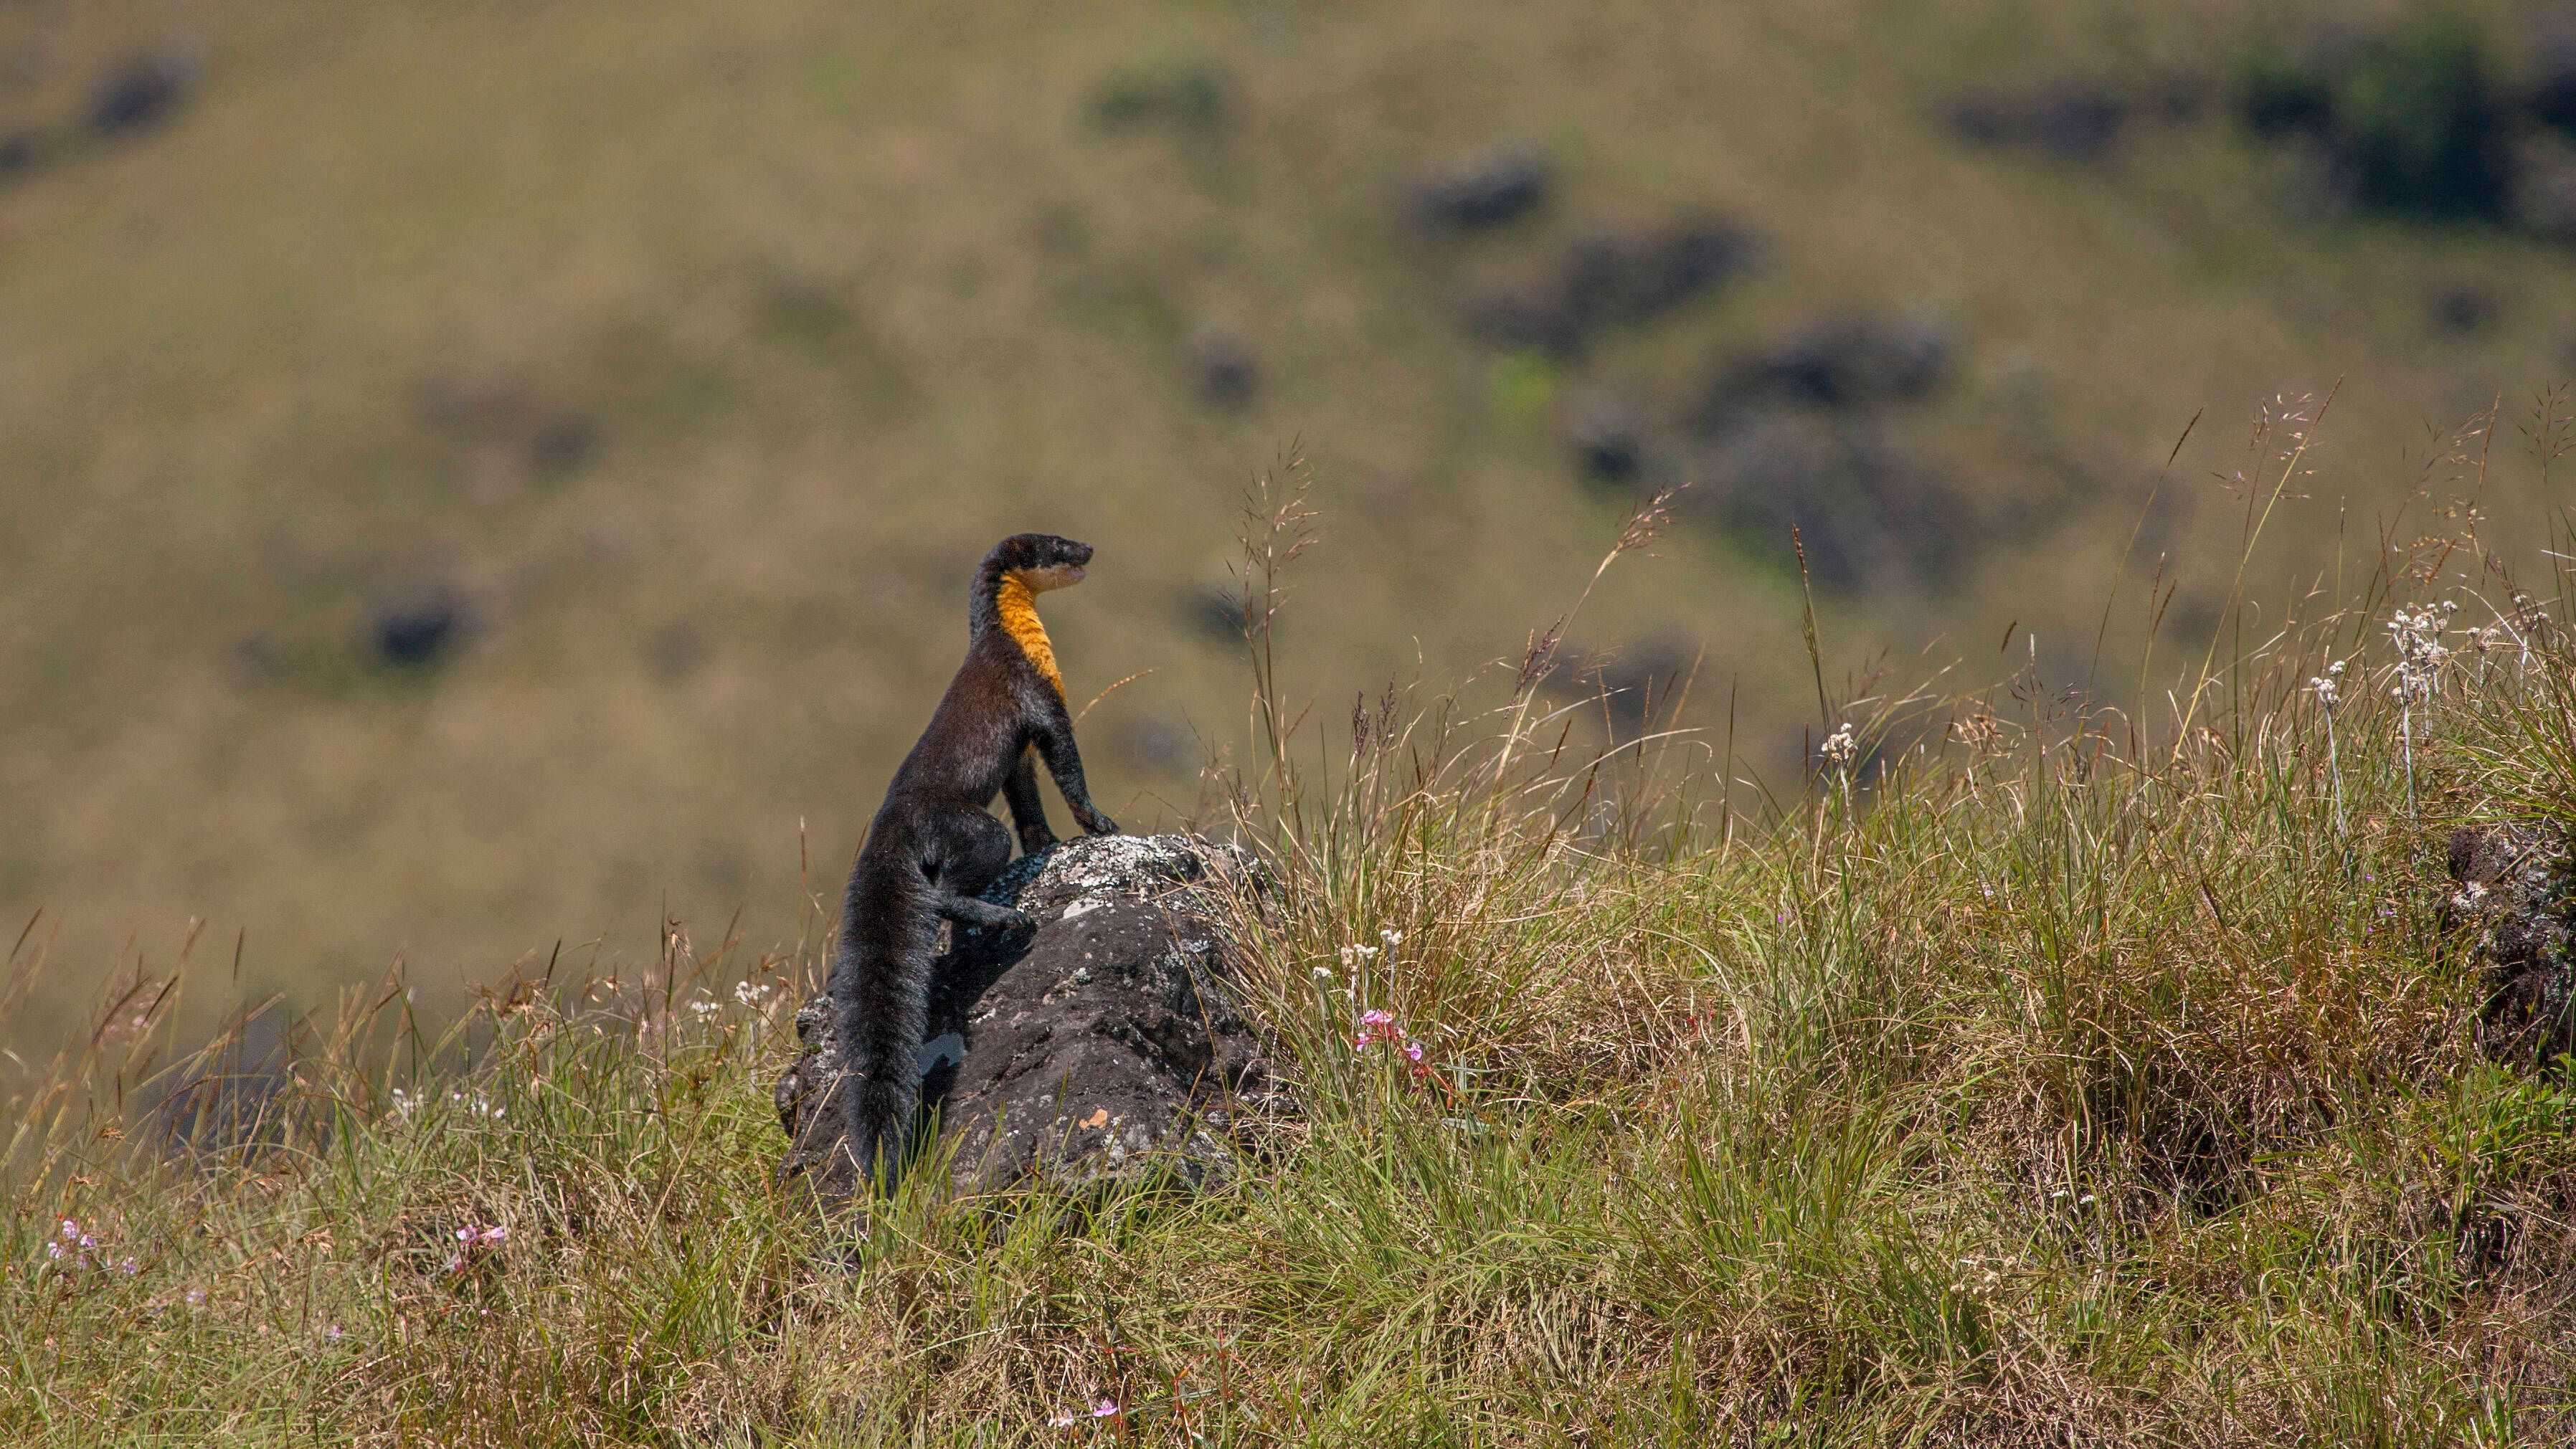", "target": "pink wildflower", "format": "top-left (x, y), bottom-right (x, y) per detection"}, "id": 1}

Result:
top-left (1353, 1009), bottom-right (1408, 1049)
top-left (1092, 1398), bottom-right (1119, 1417)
